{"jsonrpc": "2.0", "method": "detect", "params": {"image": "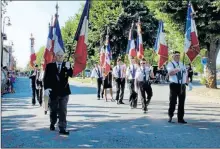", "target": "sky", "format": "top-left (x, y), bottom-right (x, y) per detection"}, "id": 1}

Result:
top-left (3, 1), bottom-right (220, 69)
top-left (3, 1), bottom-right (84, 69)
